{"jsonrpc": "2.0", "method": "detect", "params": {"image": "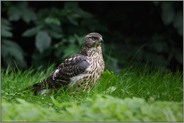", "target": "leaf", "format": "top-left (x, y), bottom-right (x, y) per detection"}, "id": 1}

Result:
top-left (22, 26), bottom-right (43, 37)
top-left (45, 17), bottom-right (61, 26)
top-left (1, 27), bottom-right (12, 37)
top-left (1, 18), bottom-right (11, 26)
top-left (35, 31), bottom-right (51, 53)
top-left (49, 31), bottom-right (63, 39)
top-left (7, 2), bottom-right (36, 23)
top-left (1, 19), bottom-right (12, 37)
top-left (7, 6), bottom-right (22, 21)
top-left (22, 8), bottom-right (37, 23)
top-left (1, 40), bottom-right (27, 67)
top-left (47, 25), bottom-right (63, 39)
top-left (2, 40), bottom-right (23, 61)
